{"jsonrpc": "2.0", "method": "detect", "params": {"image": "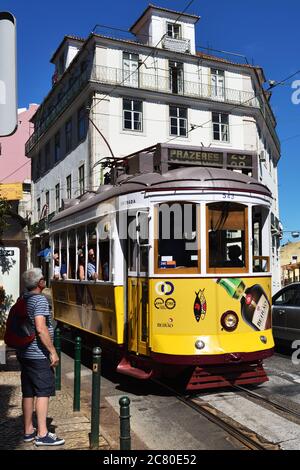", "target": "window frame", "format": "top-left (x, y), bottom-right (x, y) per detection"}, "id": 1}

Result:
top-left (54, 131), bottom-right (61, 163)
top-left (78, 165), bottom-right (85, 195)
top-left (122, 98), bottom-right (143, 132)
top-left (154, 203), bottom-right (200, 275)
top-left (77, 106), bottom-right (87, 142)
top-left (169, 105), bottom-right (188, 137)
top-left (55, 183), bottom-right (60, 212)
top-left (66, 174), bottom-right (72, 199)
top-left (65, 119), bottom-right (72, 153)
top-left (212, 112), bottom-right (229, 143)
top-left (206, 203), bottom-right (249, 274)
top-left (167, 22), bottom-right (182, 39)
